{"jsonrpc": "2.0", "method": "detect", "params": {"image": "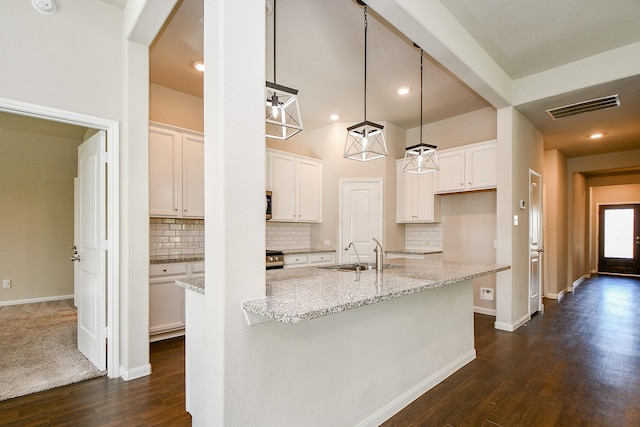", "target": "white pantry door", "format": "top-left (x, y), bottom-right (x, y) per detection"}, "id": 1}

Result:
top-left (340, 179), bottom-right (383, 264)
top-left (74, 131), bottom-right (107, 371)
top-left (529, 170), bottom-right (543, 316)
